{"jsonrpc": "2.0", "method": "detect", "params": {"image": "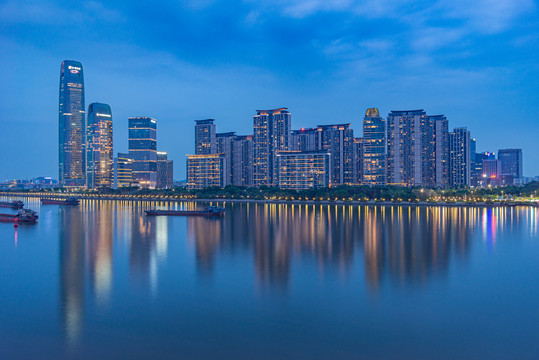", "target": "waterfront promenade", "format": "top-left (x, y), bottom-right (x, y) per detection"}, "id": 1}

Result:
top-left (1, 191), bottom-right (536, 208)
